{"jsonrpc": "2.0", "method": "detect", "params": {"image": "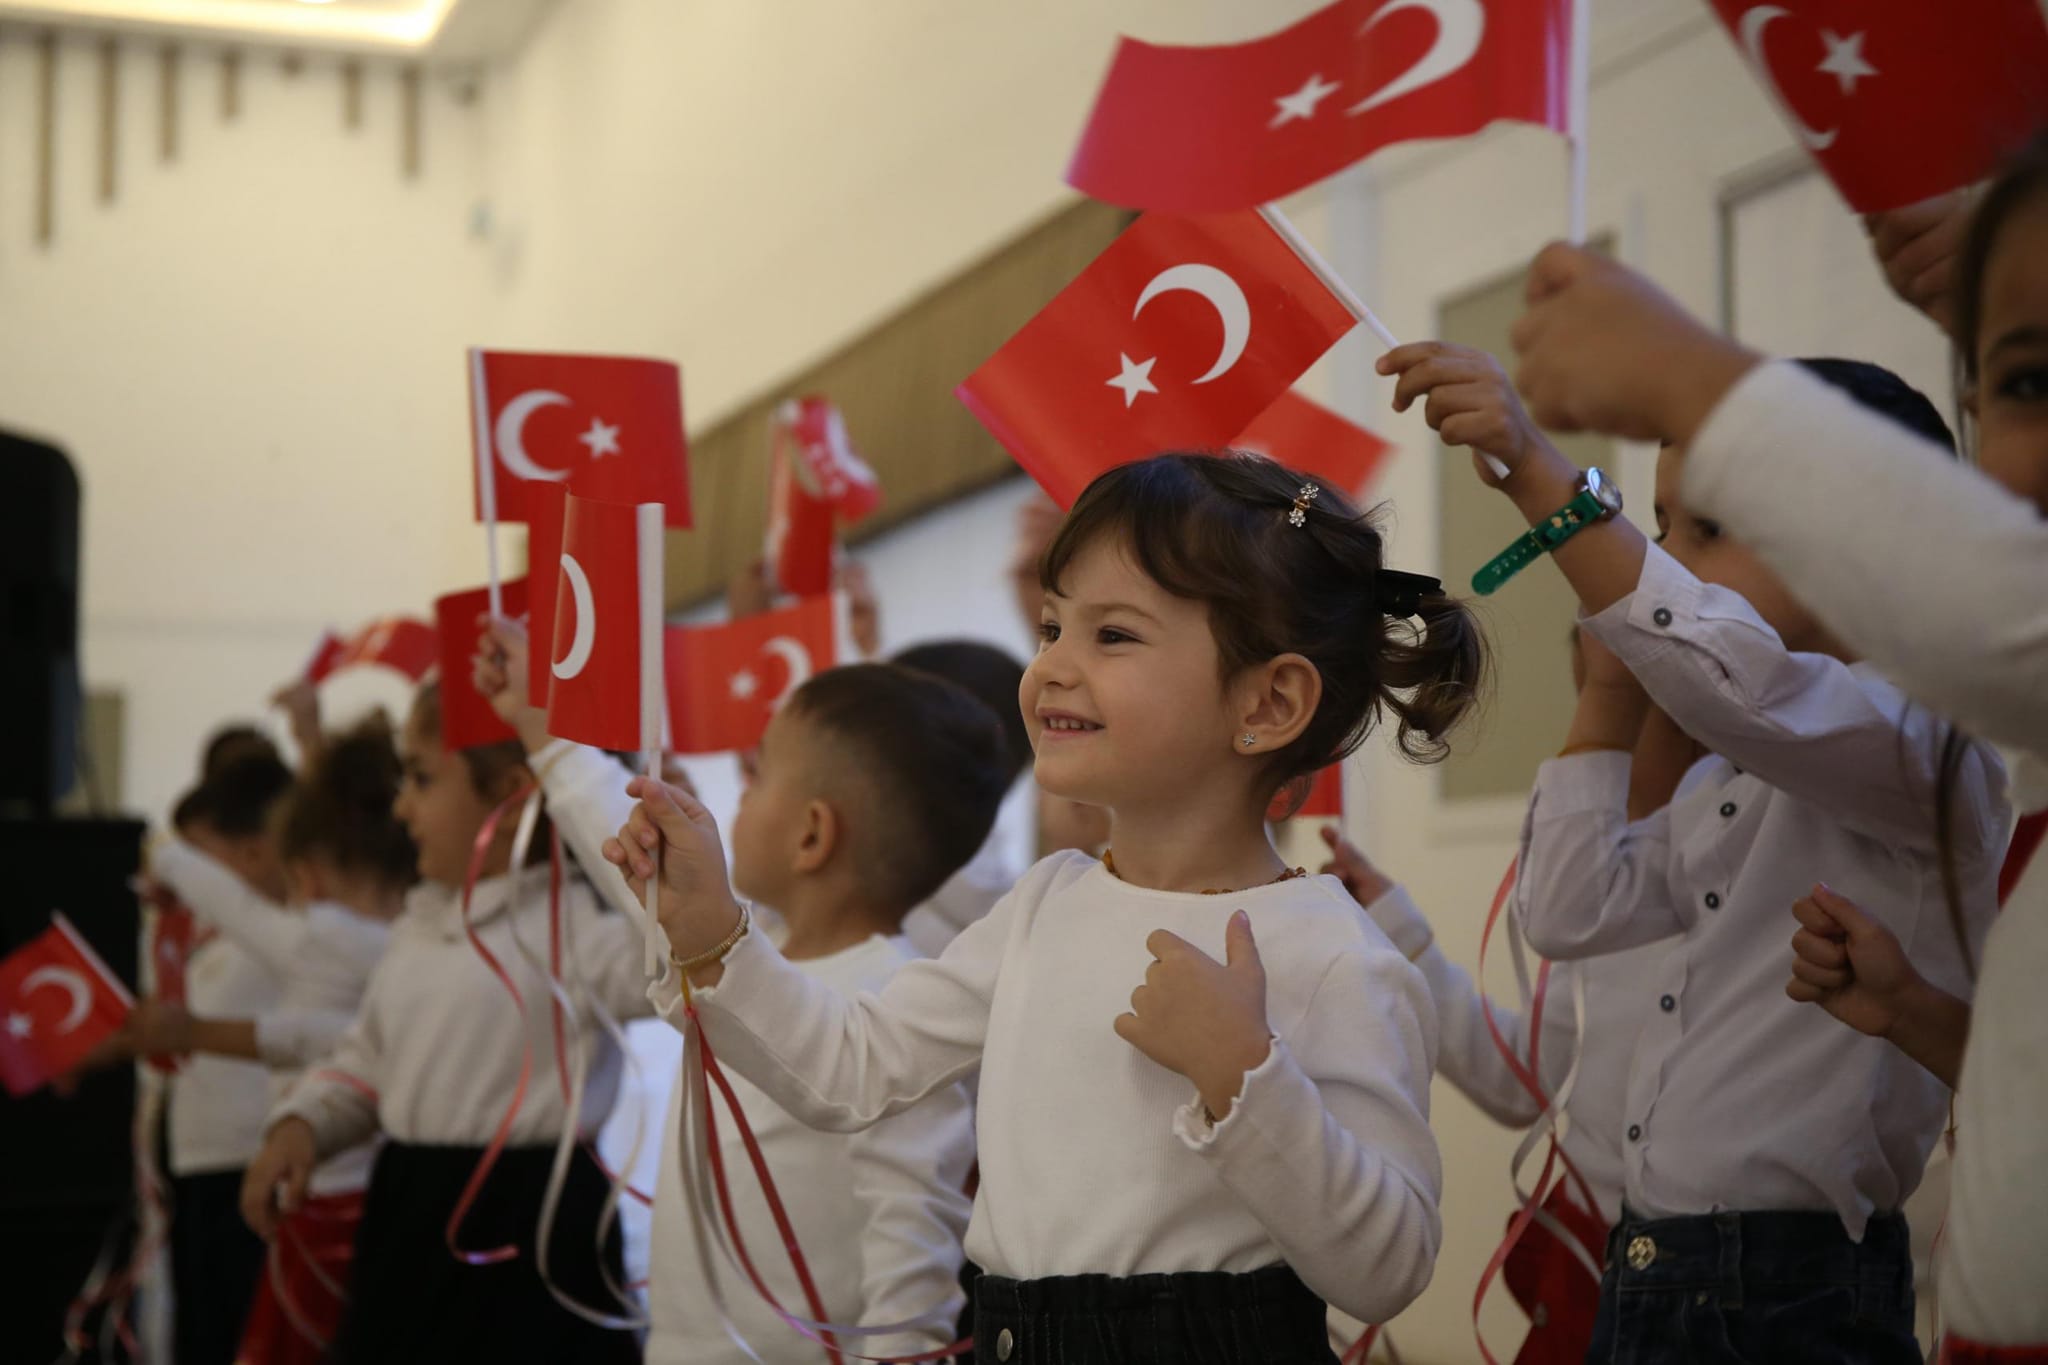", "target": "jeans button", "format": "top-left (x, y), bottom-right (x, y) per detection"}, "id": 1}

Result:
top-left (1627, 1235), bottom-right (1658, 1270)
top-left (997, 1327), bottom-right (1015, 1361)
